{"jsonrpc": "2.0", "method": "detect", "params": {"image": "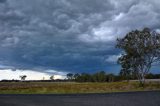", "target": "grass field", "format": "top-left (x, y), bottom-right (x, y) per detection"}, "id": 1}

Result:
top-left (0, 81), bottom-right (159, 94)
